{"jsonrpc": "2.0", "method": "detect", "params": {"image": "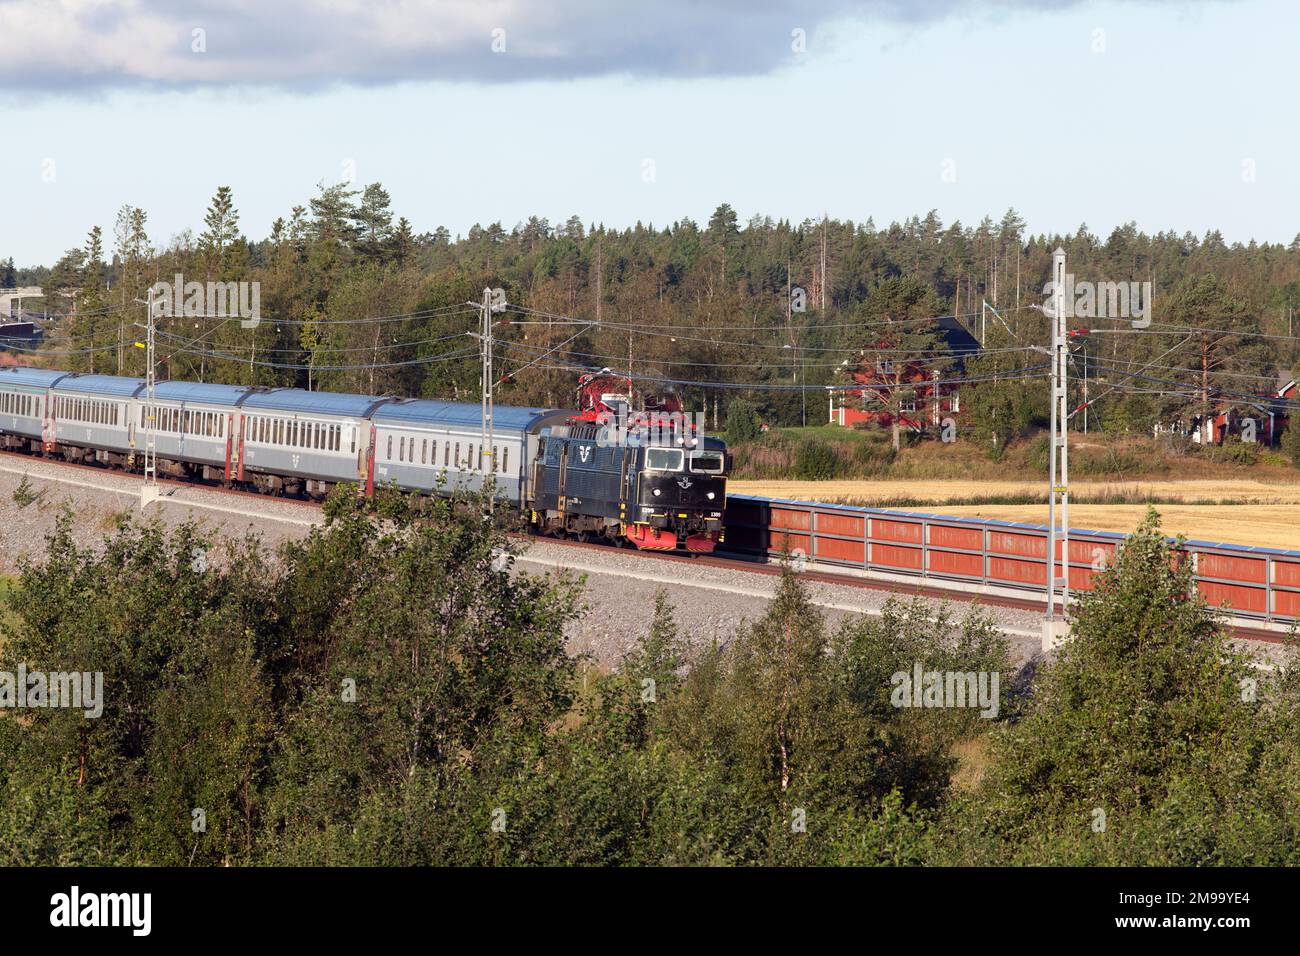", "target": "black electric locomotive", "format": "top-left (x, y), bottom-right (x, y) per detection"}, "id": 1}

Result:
top-left (530, 421), bottom-right (727, 552)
